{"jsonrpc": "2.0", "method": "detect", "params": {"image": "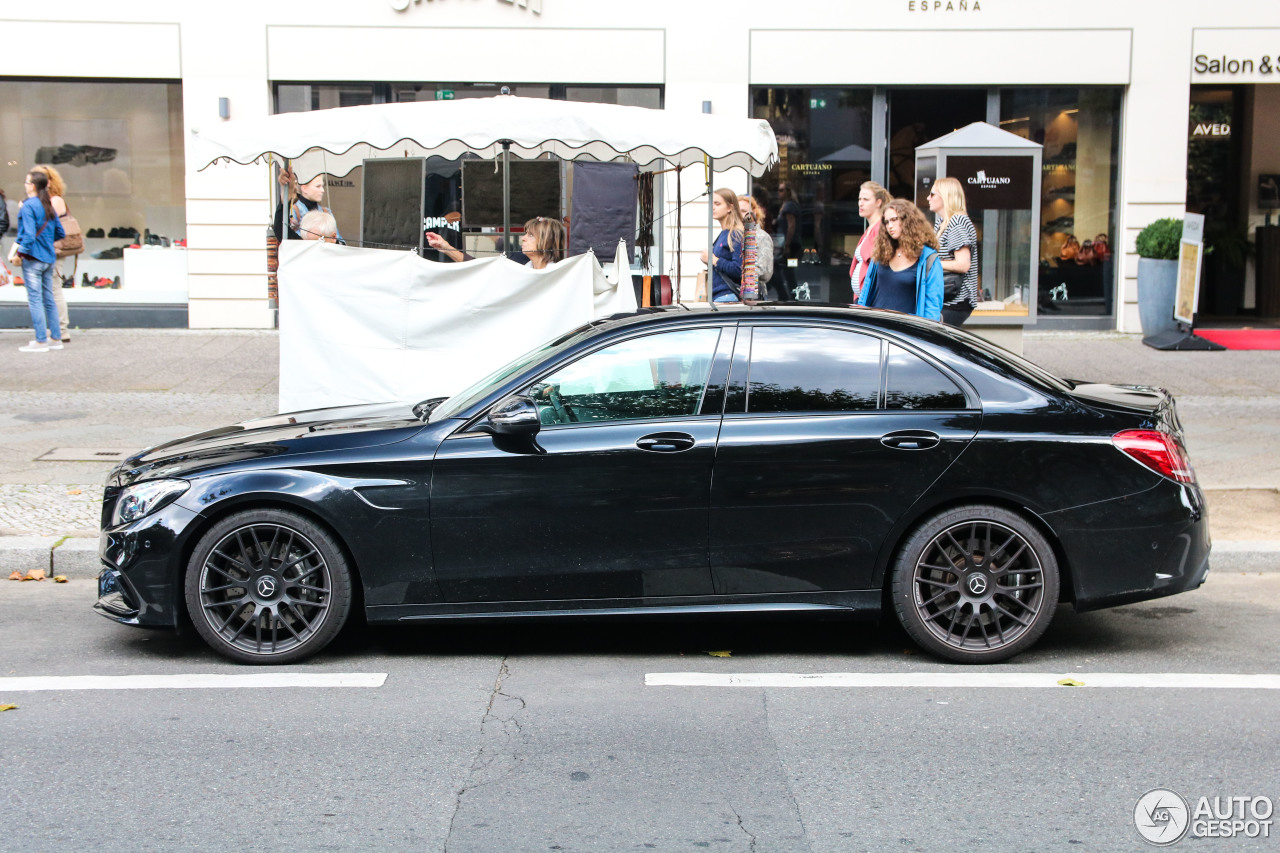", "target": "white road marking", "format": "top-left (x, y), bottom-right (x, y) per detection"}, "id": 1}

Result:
top-left (0, 673), bottom-right (387, 692)
top-left (645, 672), bottom-right (1280, 689)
